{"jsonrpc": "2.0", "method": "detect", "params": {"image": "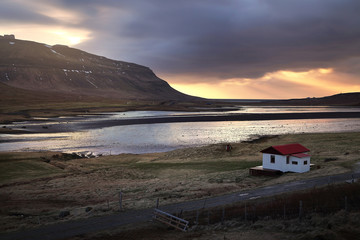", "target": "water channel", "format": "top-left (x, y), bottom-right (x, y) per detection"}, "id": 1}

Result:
top-left (1, 106), bottom-right (360, 154)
